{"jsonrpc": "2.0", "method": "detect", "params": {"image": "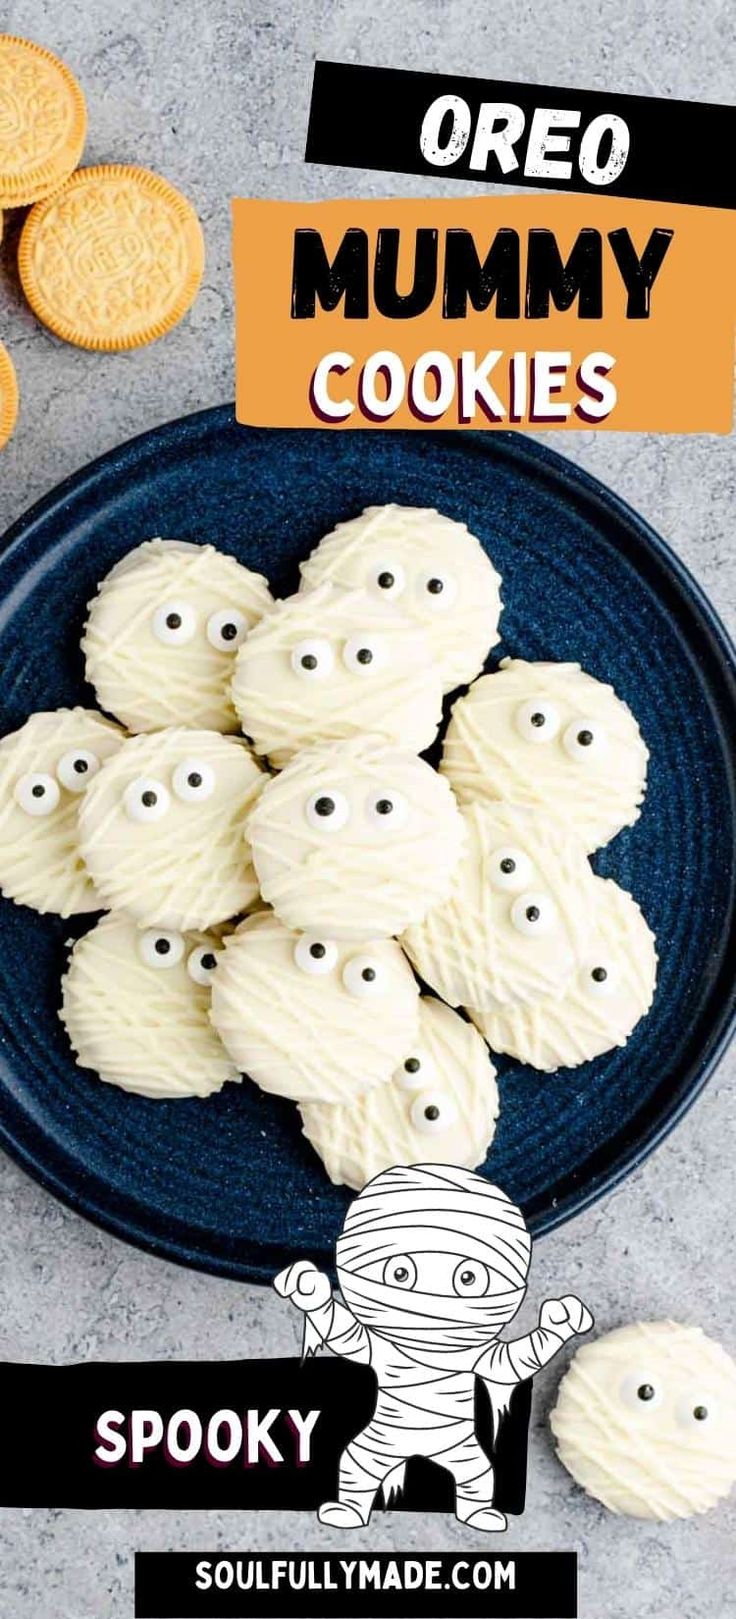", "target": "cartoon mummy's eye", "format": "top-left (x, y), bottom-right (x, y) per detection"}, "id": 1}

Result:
top-left (172, 759), bottom-right (216, 803)
top-left (395, 1048), bottom-right (436, 1090)
top-left (305, 789), bottom-right (350, 831)
top-left (366, 790), bottom-right (408, 830)
top-left (584, 961), bottom-right (617, 998)
top-left (14, 772), bottom-right (60, 817)
top-left (675, 1394), bottom-right (715, 1429)
top-left (371, 560), bottom-right (406, 599)
top-left (452, 1260), bottom-right (490, 1297)
top-left (207, 608), bottom-right (247, 651)
top-left (417, 570), bottom-right (457, 611)
top-left (342, 955), bottom-right (386, 998)
top-left (563, 719), bottom-right (607, 760)
top-left (489, 846), bottom-right (533, 892)
top-left (187, 943), bottom-right (221, 985)
top-left (294, 935), bottom-right (338, 976)
top-left (57, 749), bottom-right (101, 793)
top-left (123, 777), bottom-right (170, 823)
top-left (152, 601), bottom-right (197, 645)
top-left (138, 929), bottom-right (185, 969)
top-left (290, 639), bottom-right (334, 680)
top-left (621, 1374), bottom-right (663, 1411)
top-left (384, 1254), bottom-right (417, 1290)
top-left (343, 634), bottom-right (386, 675)
top-left (515, 699), bottom-right (561, 743)
top-left (510, 892), bottom-right (557, 937)
top-left (410, 1090), bottom-right (458, 1134)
